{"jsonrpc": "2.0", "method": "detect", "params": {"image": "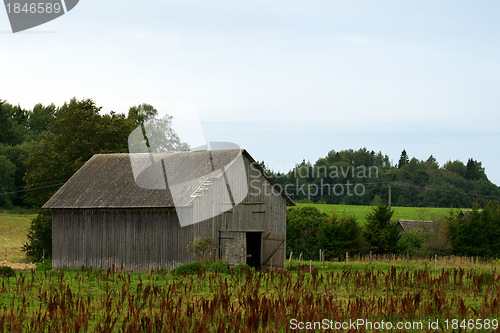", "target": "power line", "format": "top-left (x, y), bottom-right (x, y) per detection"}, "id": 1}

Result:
top-left (0, 181), bottom-right (66, 196)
